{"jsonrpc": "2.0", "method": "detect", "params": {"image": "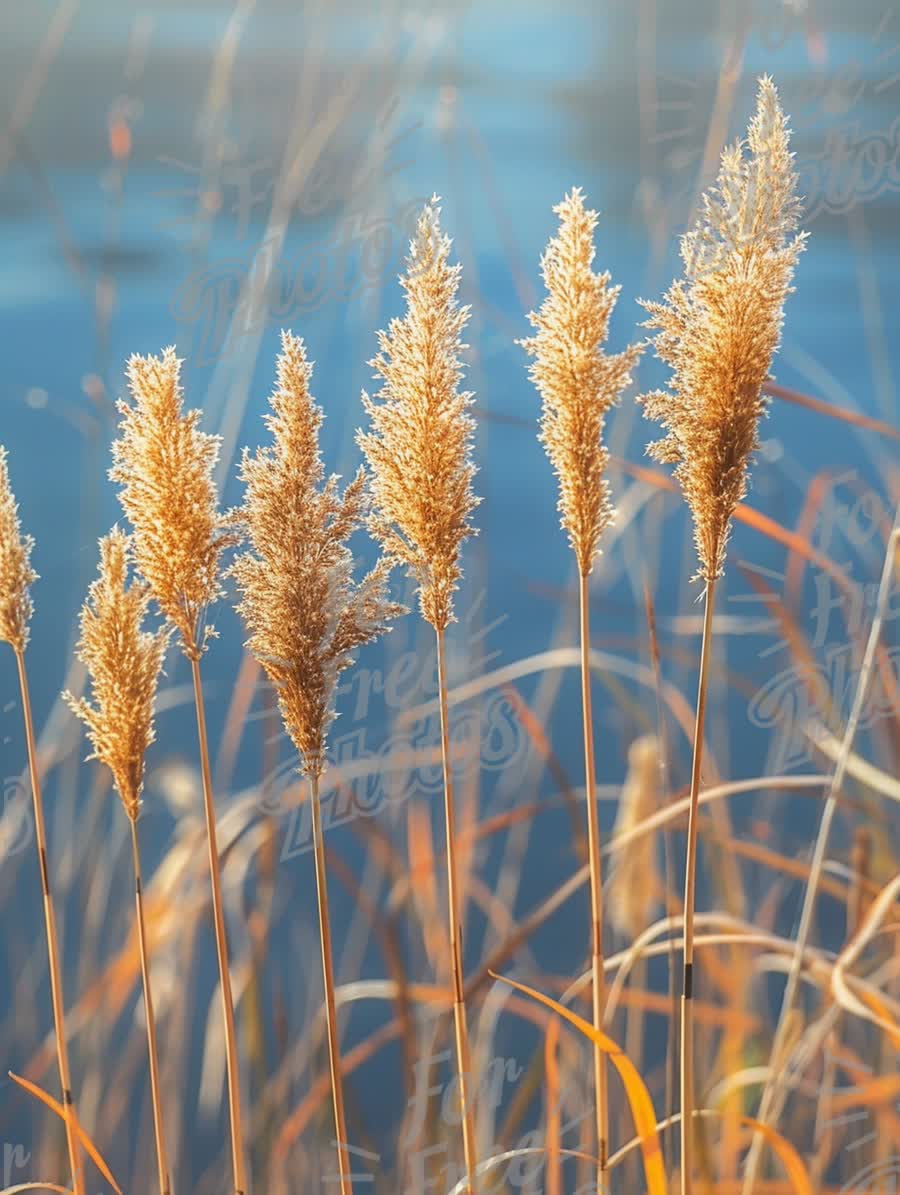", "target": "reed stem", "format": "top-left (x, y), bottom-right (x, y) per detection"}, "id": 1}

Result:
top-left (308, 772), bottom-right (353, 1195)
top-left (680, 575), bottom-right (717, 1195)
top-left (577, 571), bottom-right (609, 1184)
top-left (129, 816), bottom-right (172, 1195)
top-left (435, 627), bottom-right (479, 1195)
top-left (15, 647), bottom-right (85, 1195)
top-left (742, 519), bottom-right (900, 1194)
top-left (190, 655), bottom-right (248, 1195)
